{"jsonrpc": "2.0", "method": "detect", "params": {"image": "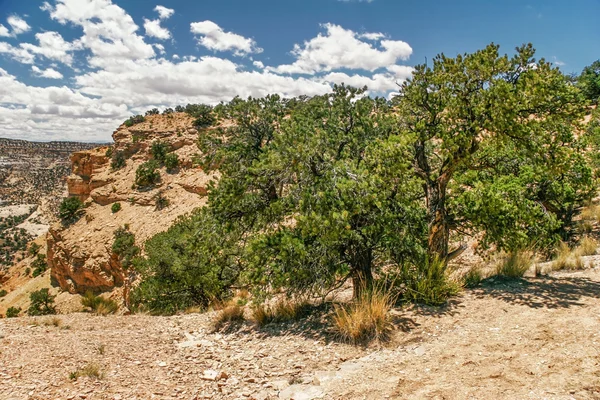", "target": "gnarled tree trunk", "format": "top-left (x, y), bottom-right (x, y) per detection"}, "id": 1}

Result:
top-left (426, 177), bottom-right (450, 263)
top-left (350, 247), bottom-right (373, 299)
